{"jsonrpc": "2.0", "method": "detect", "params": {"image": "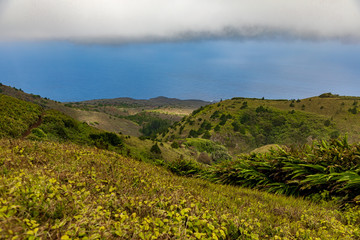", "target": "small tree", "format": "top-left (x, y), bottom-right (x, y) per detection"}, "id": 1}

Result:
top-left (171, 141), bottom-right (180, 149)
top-left (348, 106), bottom-right (358, 114)
top-left (202, 131), bottom-right (211, 139)
top-left (324, 119), bottom-right (331, 127)
top-left (150, 143), bottom-right (162, 154)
